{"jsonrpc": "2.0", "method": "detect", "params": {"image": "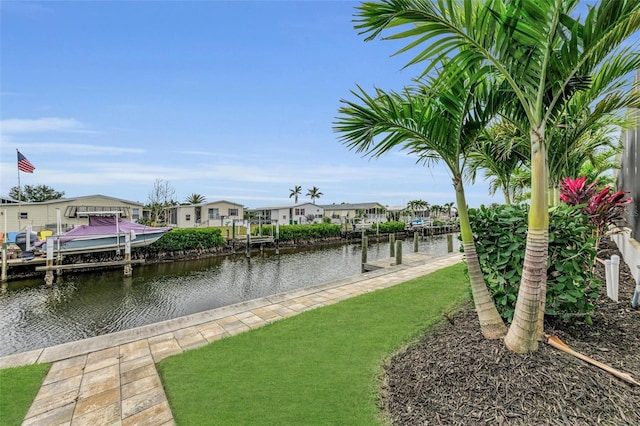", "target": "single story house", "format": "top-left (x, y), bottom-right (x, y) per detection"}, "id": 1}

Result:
top-left (0, 194), bottom-right (144, 236)
top-left (319, 202), bottom-right (387, 225)
top-left (167, 200), bottom-right (244, 228)
top-left (249, 203), bottom-right (324, 225)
